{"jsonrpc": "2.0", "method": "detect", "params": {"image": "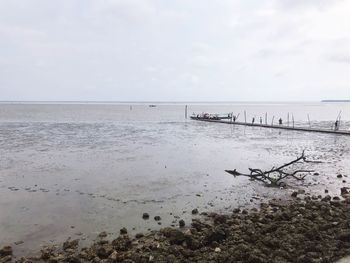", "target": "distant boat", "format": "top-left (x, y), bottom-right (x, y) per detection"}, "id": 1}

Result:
top-left (191, 113), bottom-right (232, 120)
top-left (149, 105), bottom-right (157, 107)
